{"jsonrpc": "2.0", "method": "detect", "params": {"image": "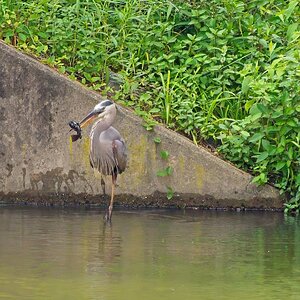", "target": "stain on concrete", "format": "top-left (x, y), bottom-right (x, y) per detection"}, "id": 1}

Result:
top-left (6, 164), bottom-right (13, 177)
top-left (195, 165), bottom-right (204, 190)
top-left (0, 68), bottom-right (7, 99)
top-left (128, 135), bottom-right (148, 189)
top-left (22, 168), bottom-right (26, 189)
top-left (0, 107), bottom-right (6, 121)
top-left (29, 168), bottom-right (94, 194)
top-left (81, 136), bottom-right (91, 173)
